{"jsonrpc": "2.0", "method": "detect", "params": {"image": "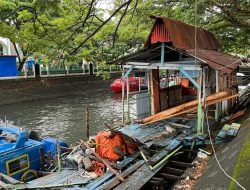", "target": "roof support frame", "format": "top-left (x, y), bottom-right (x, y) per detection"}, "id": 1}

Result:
top-left (124, 61), bottom-right (202, 71)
